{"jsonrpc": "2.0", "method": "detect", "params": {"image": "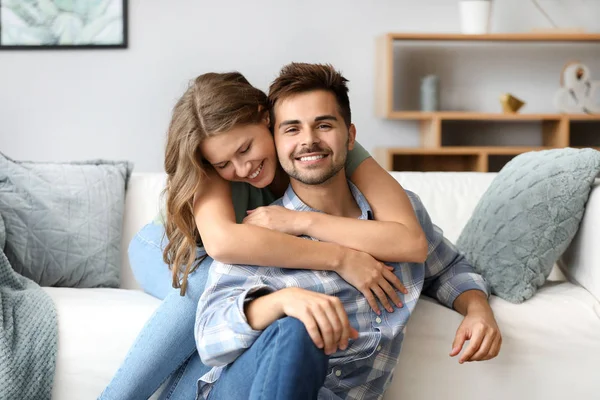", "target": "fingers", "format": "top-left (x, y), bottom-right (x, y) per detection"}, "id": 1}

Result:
top-left (469, 332), bottom-right (494, 361)
top-left (487, 335), bottom-right (502, 360)
top-left (300, 314), bottom-right (324, 351)
top-left (322, 304), bottom-right (344, 354)
top-left (332, 300), bottom-right (351, 351)
top-left (312, 305), bottom-right (337, 355)
top-left (474, 331), bottom-right (502, 361)
top-left (450, 330), bottom-right (467, 357)
top-left (371, 285), bottom-right (394, 313)
top-left (362, 288), bottom-right (381, 315)
top-left (459, 330), bottom-right (484, 364)
top-left (383, 268), bottom-right (408, 295)
top-left (378, 278), bottom-right (403, 308)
